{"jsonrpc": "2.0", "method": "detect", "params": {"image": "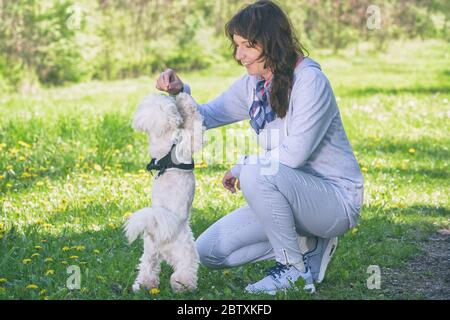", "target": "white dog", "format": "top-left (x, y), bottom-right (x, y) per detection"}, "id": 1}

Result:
top-left (124, 92), bottom-right (204, 293)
